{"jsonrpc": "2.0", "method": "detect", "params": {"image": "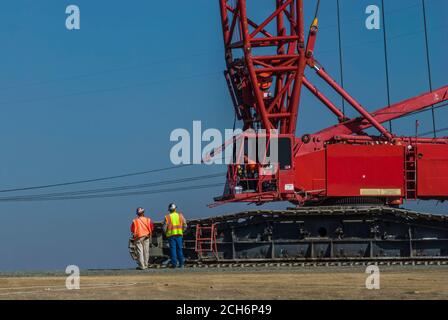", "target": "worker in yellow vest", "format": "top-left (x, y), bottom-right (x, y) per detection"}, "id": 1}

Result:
top-left (163, 203), bottom-right (187, 268)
